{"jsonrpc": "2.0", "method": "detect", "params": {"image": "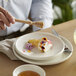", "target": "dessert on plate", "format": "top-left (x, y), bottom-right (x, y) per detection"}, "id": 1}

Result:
top-left (25, 37), bottom-right (52, 53)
